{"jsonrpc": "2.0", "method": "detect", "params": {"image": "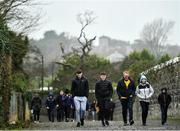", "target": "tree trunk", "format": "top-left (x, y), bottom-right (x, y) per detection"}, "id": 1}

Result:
top-left (1, 54), bottom-right (12, 123)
